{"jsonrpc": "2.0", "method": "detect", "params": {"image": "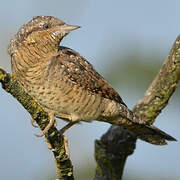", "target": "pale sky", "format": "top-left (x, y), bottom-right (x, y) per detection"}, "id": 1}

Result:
top-left (0, 0), bottom-right (179, 179)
